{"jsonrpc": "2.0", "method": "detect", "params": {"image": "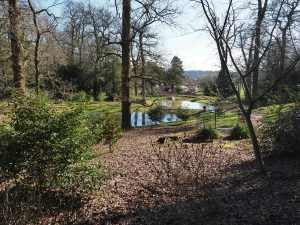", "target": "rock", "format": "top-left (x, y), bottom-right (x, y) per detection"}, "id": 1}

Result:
top-left (157, 137), bottom-right (166, 144)
top-left (157, 136), bottom-right (180, 144)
